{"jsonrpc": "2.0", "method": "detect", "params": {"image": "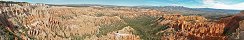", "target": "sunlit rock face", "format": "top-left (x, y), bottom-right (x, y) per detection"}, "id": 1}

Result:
top-left (157, 13), bottom-right (244, 40)
top-left (92, 26), bottom-right (140, 40)
top-left (239, 10), bottom-right (244, 40)
top-left (158, 14), bottom-right (226, 40)
top-left (0, 1), bottom-right (167, 40)
top-left (0, 1), bottom-right (243, 40)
